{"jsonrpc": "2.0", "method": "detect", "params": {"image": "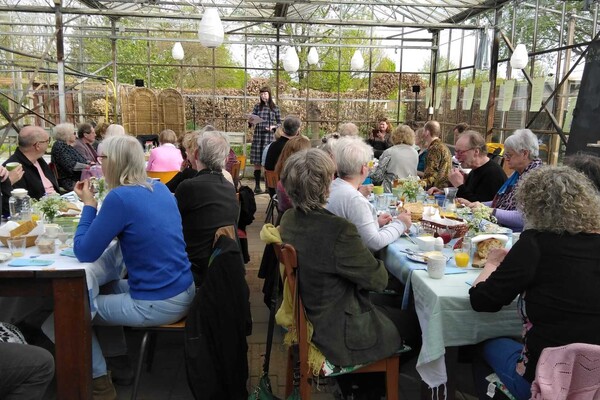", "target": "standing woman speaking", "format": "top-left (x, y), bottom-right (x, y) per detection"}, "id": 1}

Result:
top-left (249, 86), bottom-right (281, 194)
